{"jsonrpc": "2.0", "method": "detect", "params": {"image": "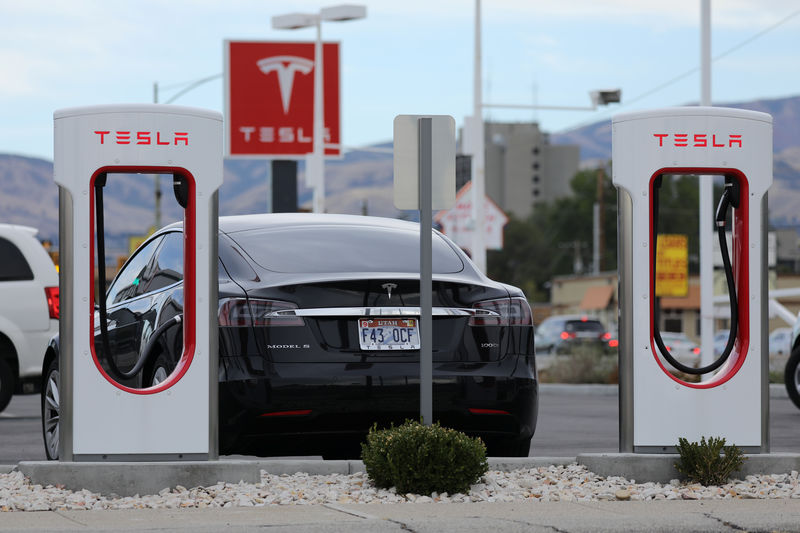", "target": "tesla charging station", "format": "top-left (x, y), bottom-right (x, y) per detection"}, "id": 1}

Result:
top-left (613, 107), bottom-right (772, 452)
top-left (54, 104), bottom-right (222, 460)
